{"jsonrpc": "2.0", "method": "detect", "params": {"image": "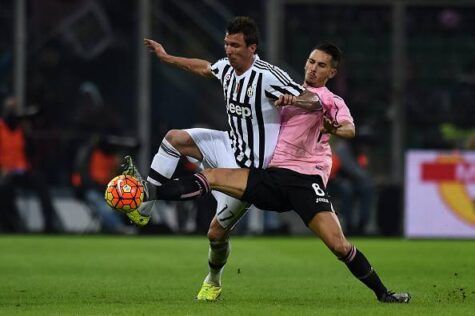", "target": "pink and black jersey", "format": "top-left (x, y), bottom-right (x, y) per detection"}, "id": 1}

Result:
top-left (269, 86), bottom-right (353, 186)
